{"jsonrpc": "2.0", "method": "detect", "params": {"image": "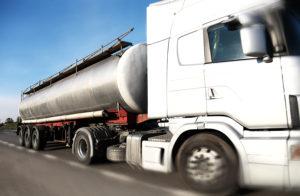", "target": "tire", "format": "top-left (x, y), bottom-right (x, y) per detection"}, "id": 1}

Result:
top-left (176, 133), bottom-right (239, 196)
top-left (32, 126), bottom-right (46, 151)
top-left (17, 126), bottom-right (25, 146)
top-left (106, 144), bottom-right (126, 162)
top-left (24, 126), bottom-right (32, 148)
top-left (73, 131), bottom-right (92, 165)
